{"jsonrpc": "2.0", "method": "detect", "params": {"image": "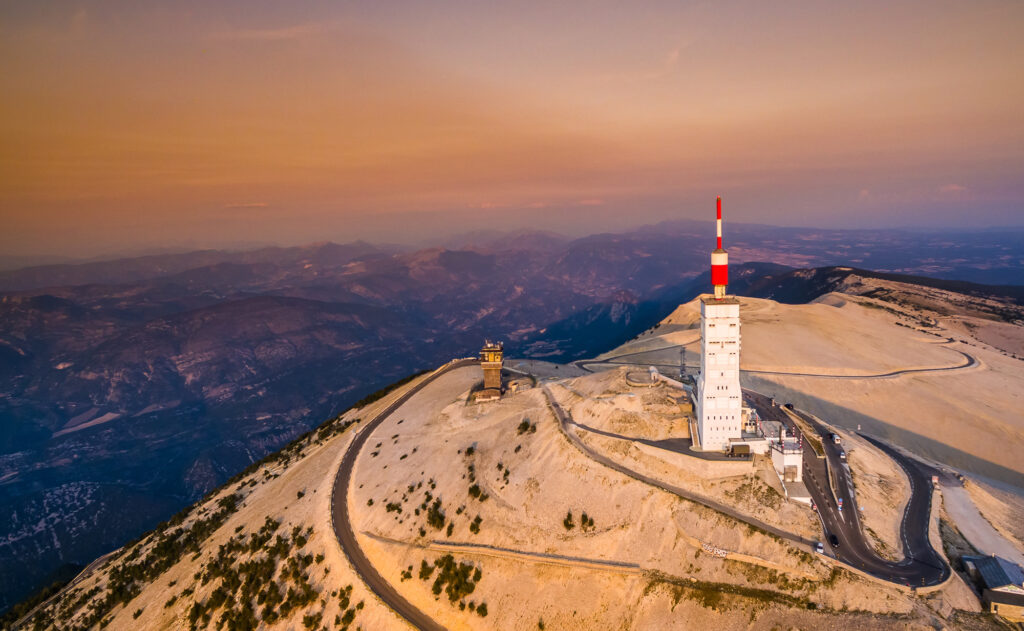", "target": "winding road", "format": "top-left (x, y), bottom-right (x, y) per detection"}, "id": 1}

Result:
top-left (745, 391), bottom-right (949, 586)
top-left (577, 343), bottom-right (977, 380)
top-left (541, 385), bottom-right (817, 548)
top-left (331, 350), bottom-right (953, 631)
top-left (566, 341), bottom-right (954, 587)
top-left (329, 359), bottom-right (476, 631)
